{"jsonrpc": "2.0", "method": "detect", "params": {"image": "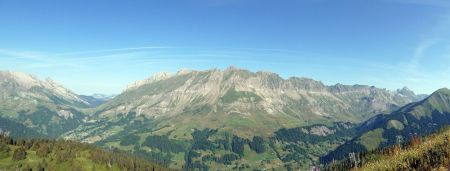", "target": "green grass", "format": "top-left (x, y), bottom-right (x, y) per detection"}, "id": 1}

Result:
top-left (221, 88), bottom-right (262, 103)
top-left (357, 127), bottom-right (450, 171)
top-left (170, 152), bottom-right (185, 168)
top-left (0, 147), bottom-right (104, 170)
top-left (0, 135), bottom-right (171, 171)
top-left (326, 126), bottom-right (450, 171)
top-left (387, 120), bottom-right (404, 130)
top-left (105, 141), bottom-right (135, 151)
top-left (357, 128), bottom-right (386, 150)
